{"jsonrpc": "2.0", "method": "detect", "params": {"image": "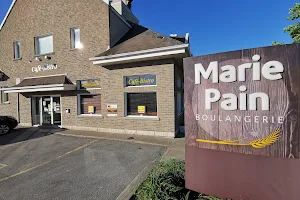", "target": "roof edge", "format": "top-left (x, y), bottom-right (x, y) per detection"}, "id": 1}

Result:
top-left (90, 44), bottom-right (190, 66)
top-left (90, 44), bottom-right (189, 61)
top-left (0, 0), bottom-right (17, 31)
